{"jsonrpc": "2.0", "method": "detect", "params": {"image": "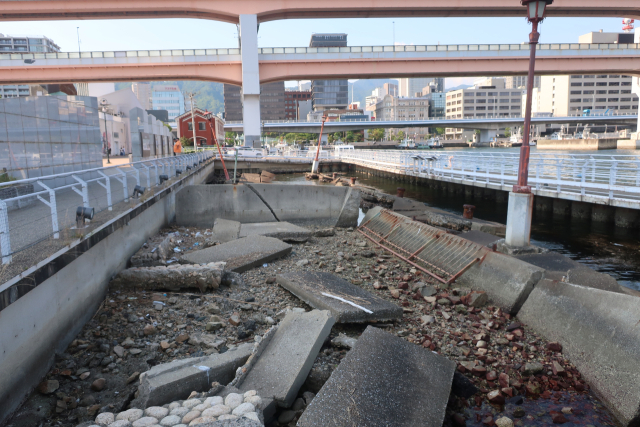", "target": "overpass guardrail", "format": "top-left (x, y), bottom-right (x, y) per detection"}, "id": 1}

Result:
top-left (2, 43), bottom-right (640, 60)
